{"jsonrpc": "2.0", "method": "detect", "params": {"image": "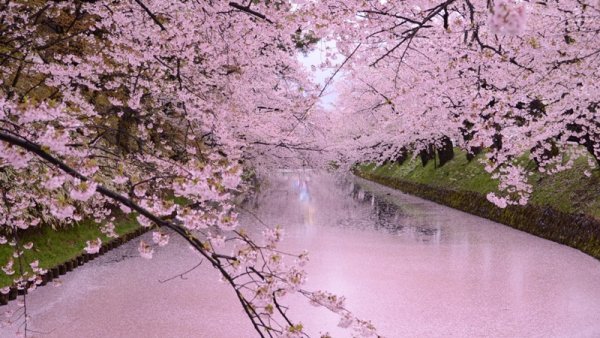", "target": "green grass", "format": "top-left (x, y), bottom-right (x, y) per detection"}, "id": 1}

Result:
top-left (528, 157), bottom-right (600, 219)
top-left (360, 150), bottom-right (499, 195)
top-left (359, 149), bottom-right (600, 219)
top-left (0, 215), bottom-right (140, 288)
